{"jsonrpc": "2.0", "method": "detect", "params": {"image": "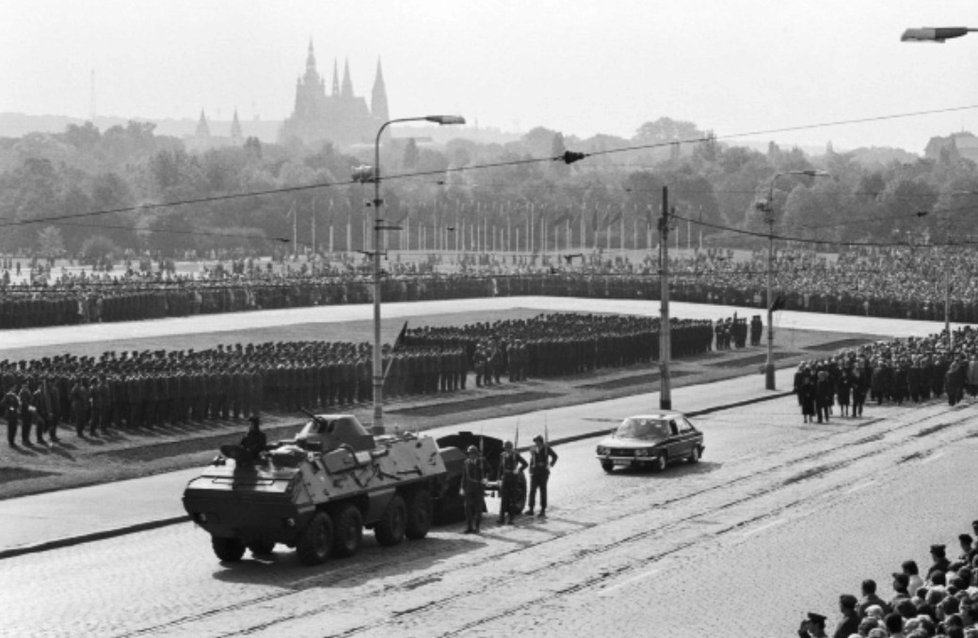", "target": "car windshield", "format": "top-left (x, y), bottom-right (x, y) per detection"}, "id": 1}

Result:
top-left (615, 418), bottom-right (671, 440)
